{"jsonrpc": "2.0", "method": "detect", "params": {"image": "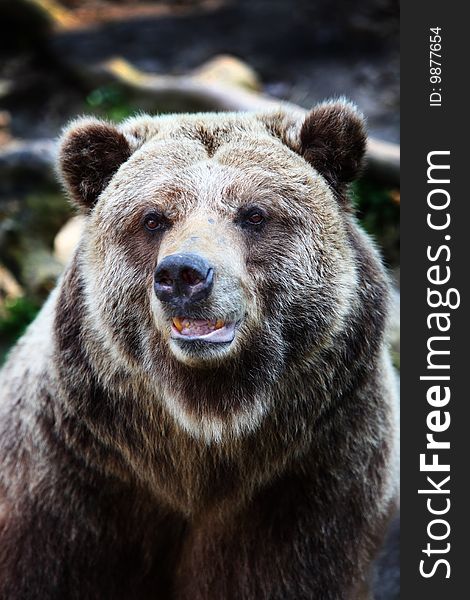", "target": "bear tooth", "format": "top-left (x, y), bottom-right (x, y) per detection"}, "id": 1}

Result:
top-left (215, 319), bottom-right (225, 329)
top-left (172, 317), bottom-right (183, 332)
